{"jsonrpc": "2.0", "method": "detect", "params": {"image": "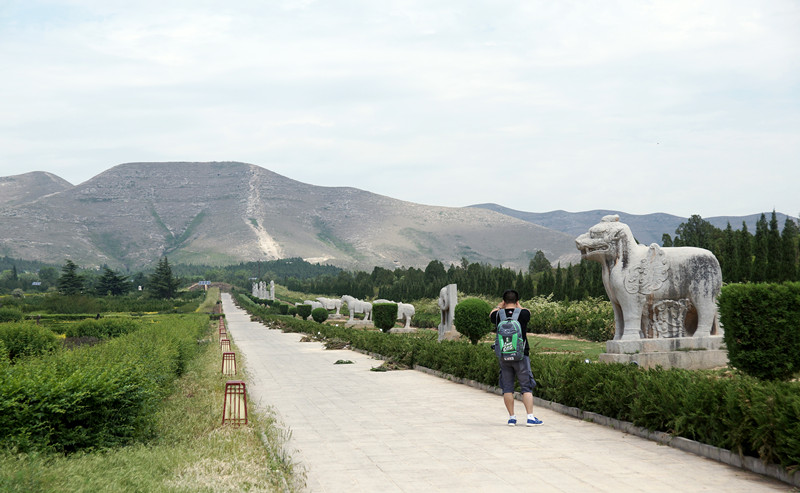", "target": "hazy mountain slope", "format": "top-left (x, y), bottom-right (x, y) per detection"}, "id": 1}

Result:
top-left (0, 172), bottom-right (73, 207)
top-left (470, 204), bottom-right (799, 246)
top-left (0, 162), bottom-right (579, 270)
